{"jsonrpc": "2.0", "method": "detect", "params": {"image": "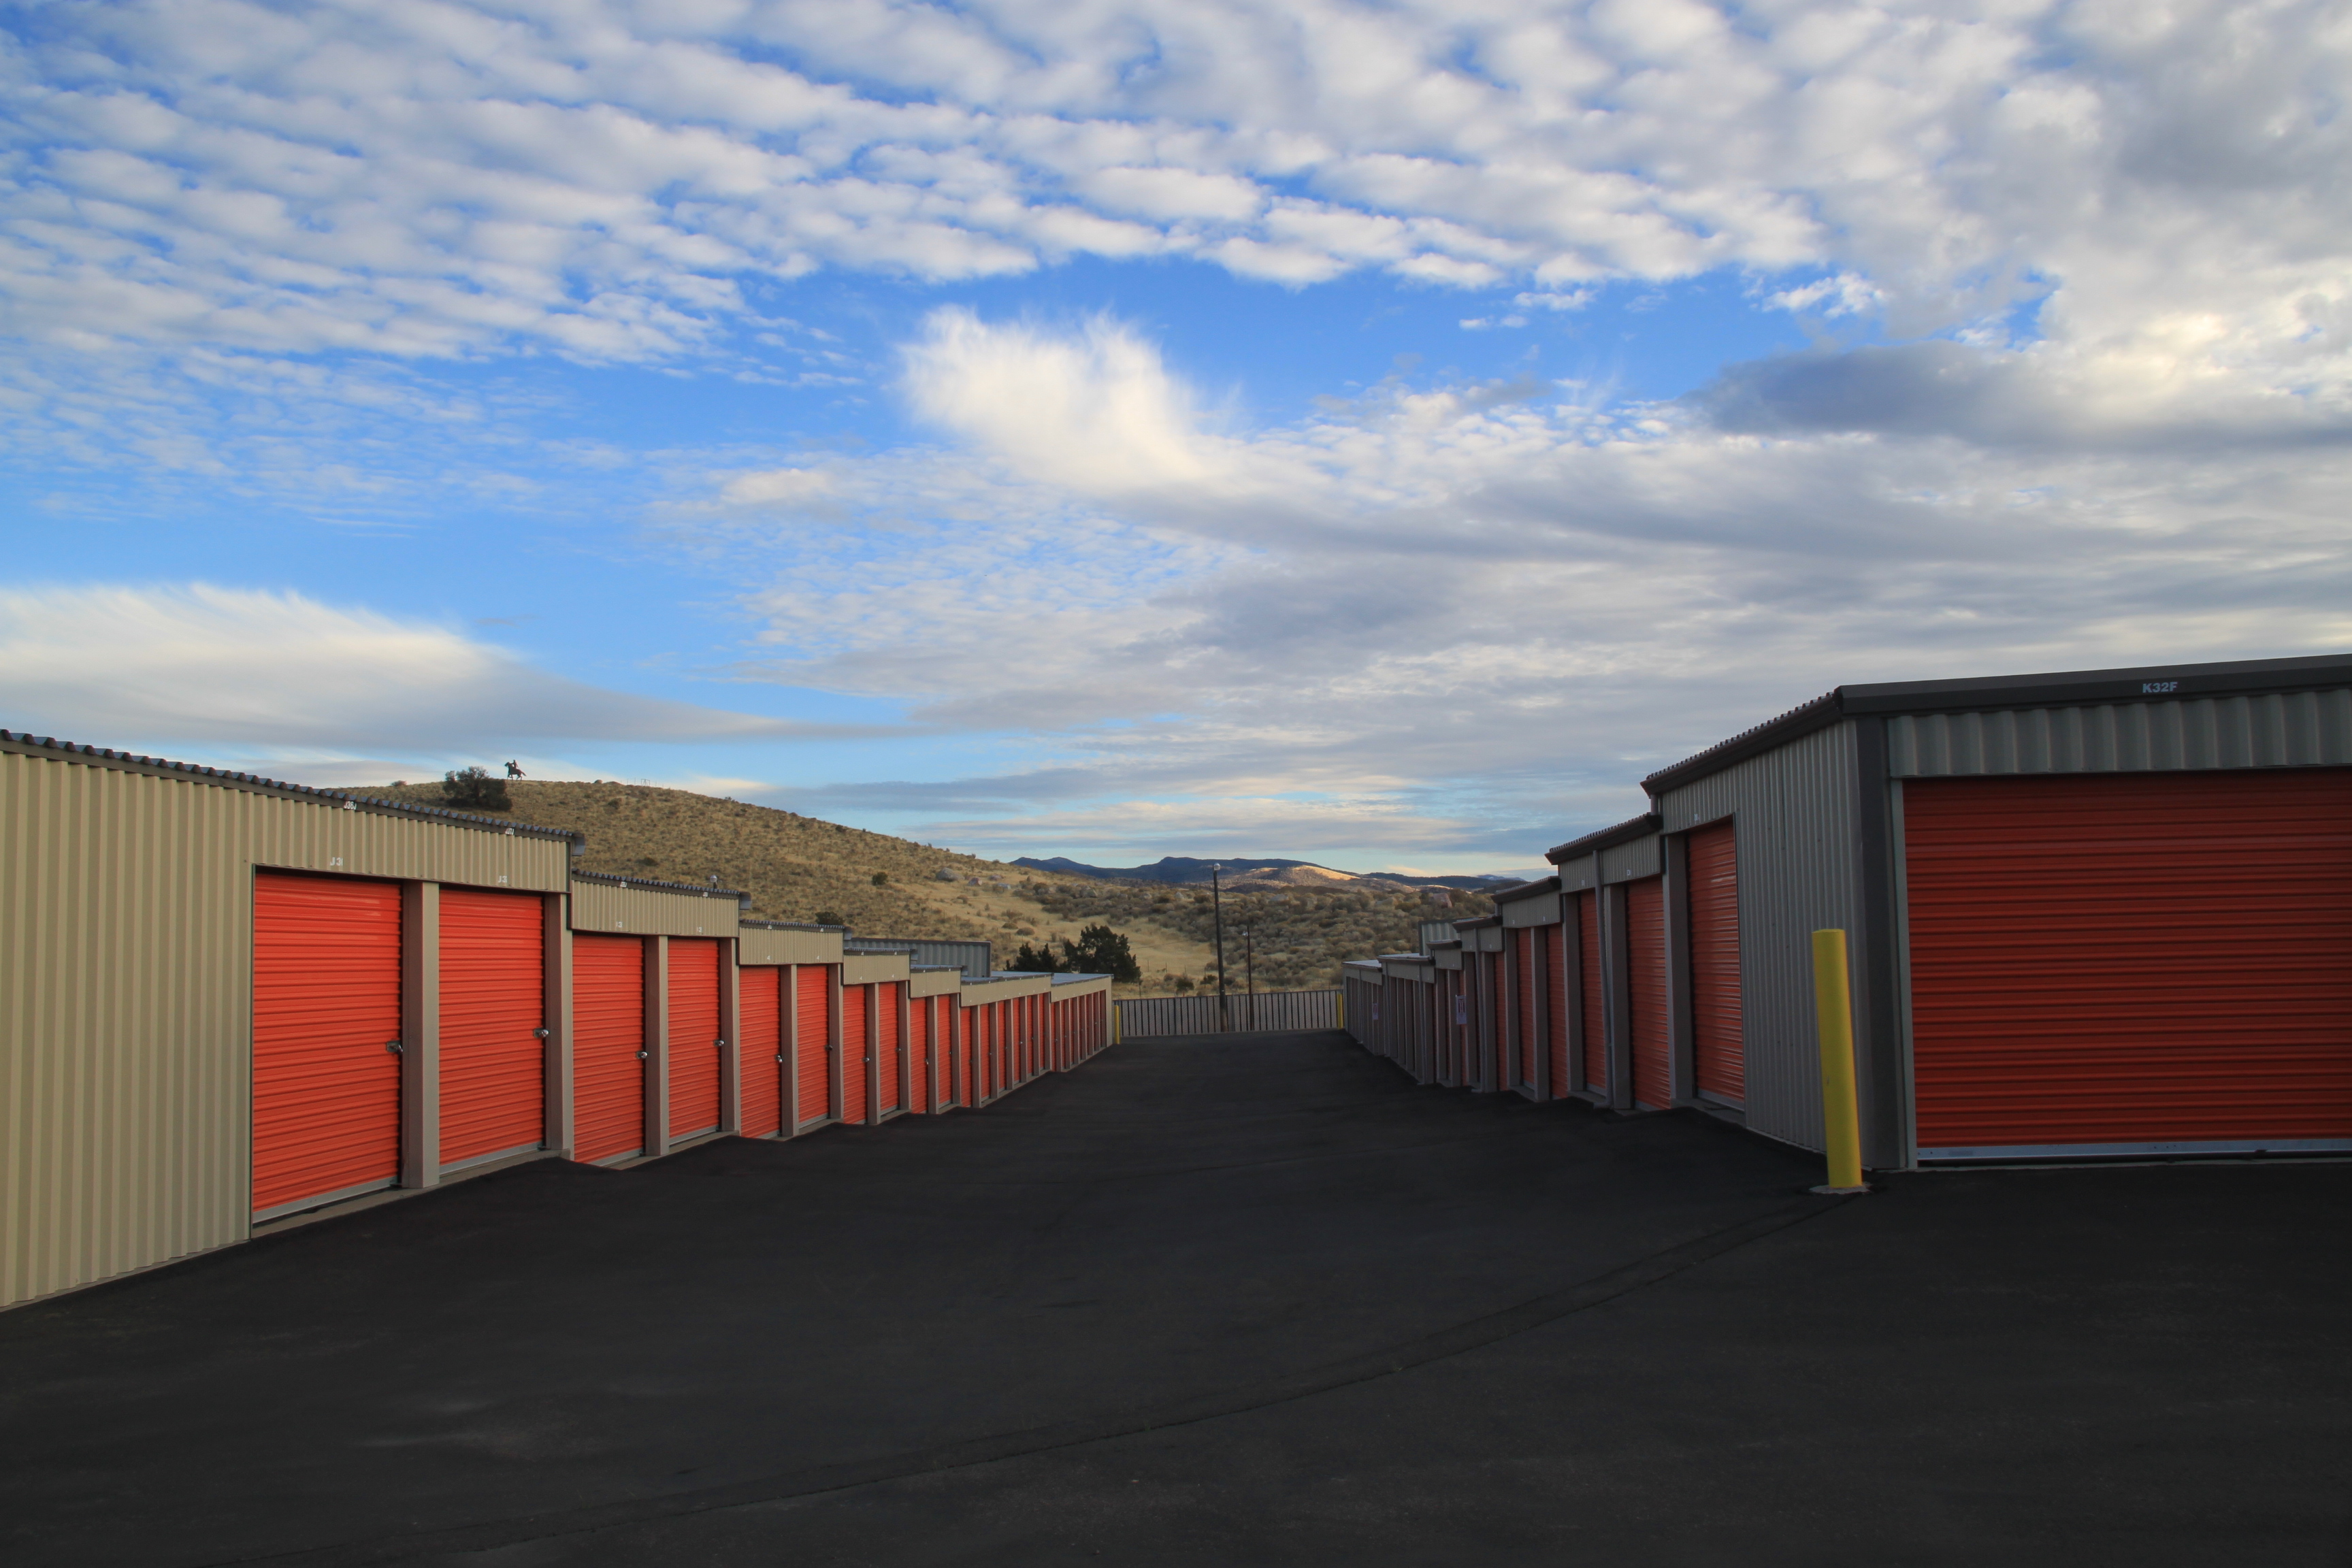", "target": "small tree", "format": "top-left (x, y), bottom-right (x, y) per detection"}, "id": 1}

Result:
top-left (1009, 939), bottom-right (1056, 973)
top-left (1061, 924), bottom-right (1141, 981)
top-left (871, 872), bottom-right (889, 886)
top-left (441, 766), bottom-right (509, 811)
top-left (812, 910), bottom-right (843, 927)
